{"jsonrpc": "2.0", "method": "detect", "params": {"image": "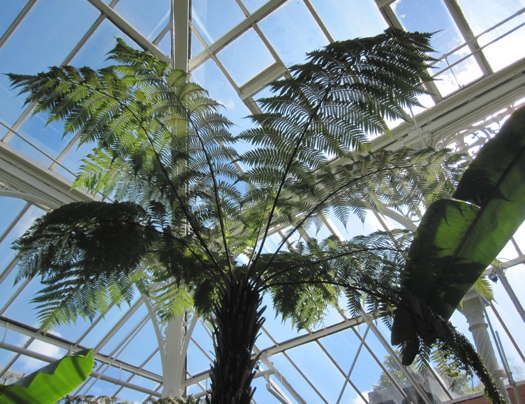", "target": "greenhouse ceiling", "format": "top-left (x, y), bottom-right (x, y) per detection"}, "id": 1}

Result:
top-left (0, 0), bottom-right (524, 402)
